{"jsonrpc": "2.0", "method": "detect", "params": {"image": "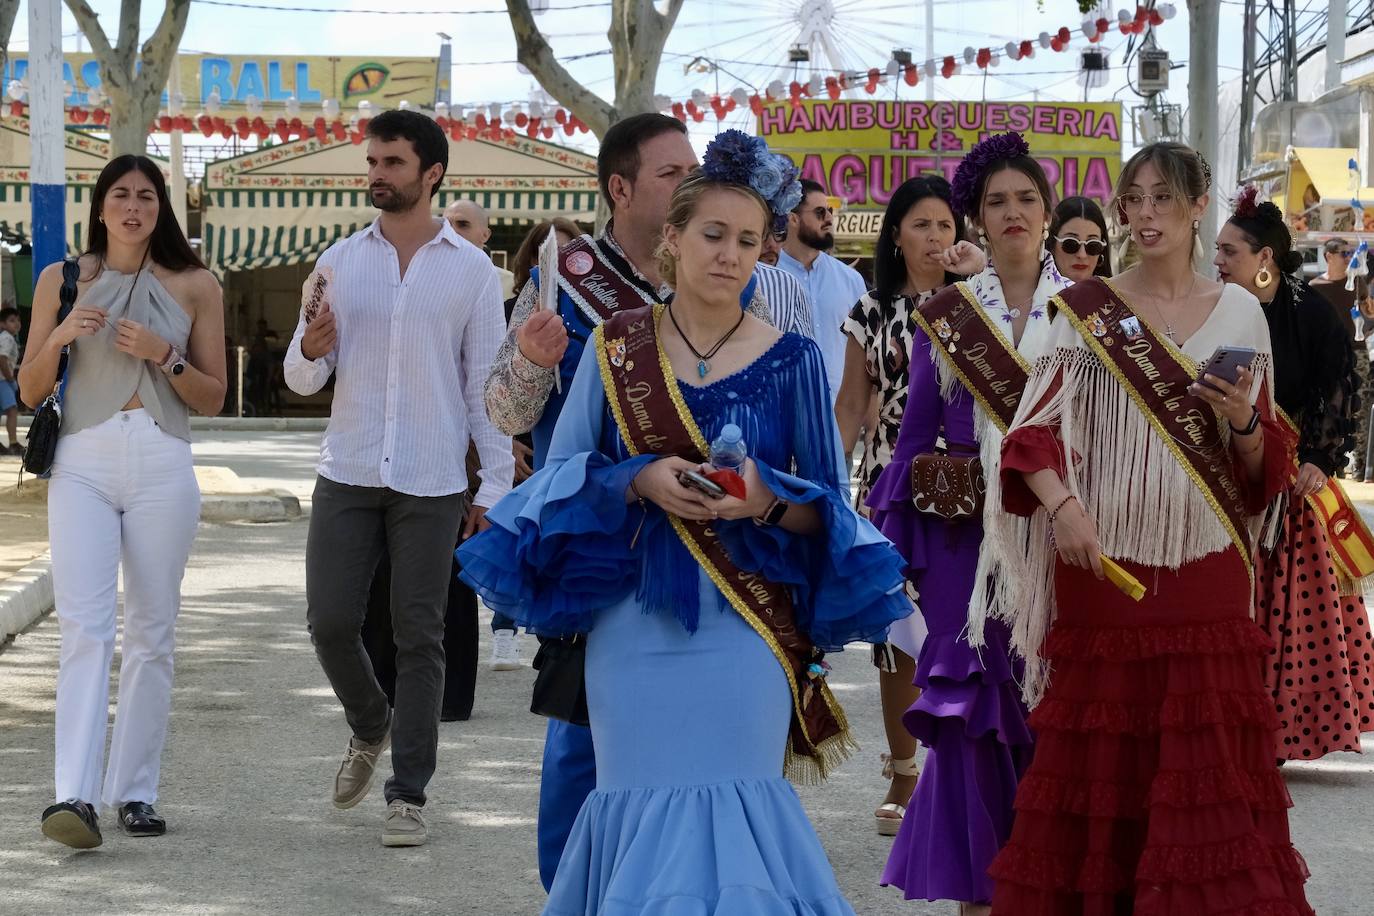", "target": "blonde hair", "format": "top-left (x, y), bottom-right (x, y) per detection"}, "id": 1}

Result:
top-left (654, 173), bottom-right (771, 288)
